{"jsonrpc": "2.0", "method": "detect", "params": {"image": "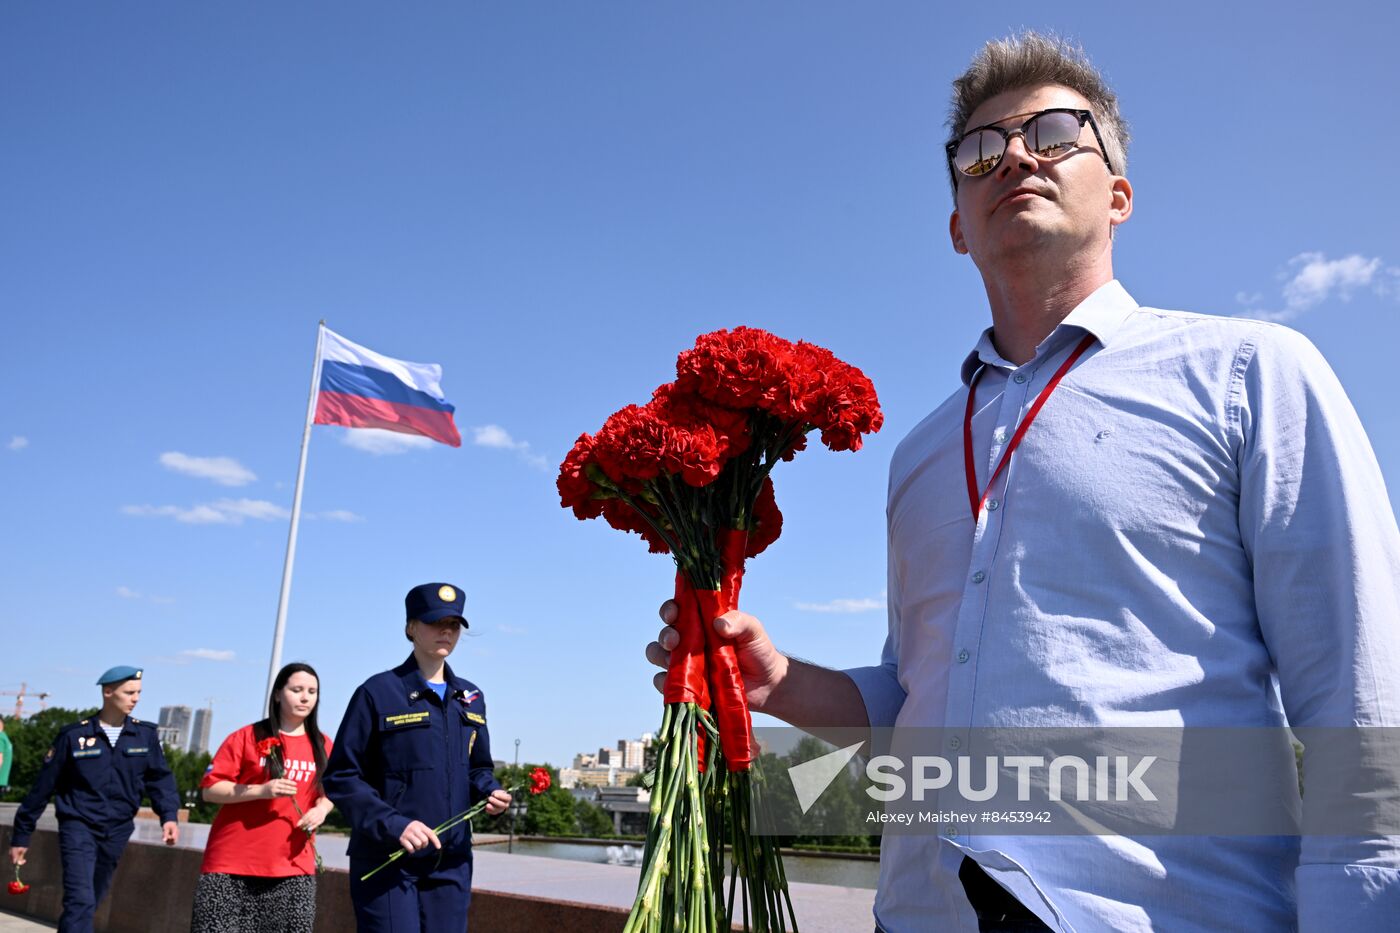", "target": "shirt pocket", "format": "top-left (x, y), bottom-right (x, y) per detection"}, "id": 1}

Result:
top-left (379, 712), bottom-right (435, 772)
